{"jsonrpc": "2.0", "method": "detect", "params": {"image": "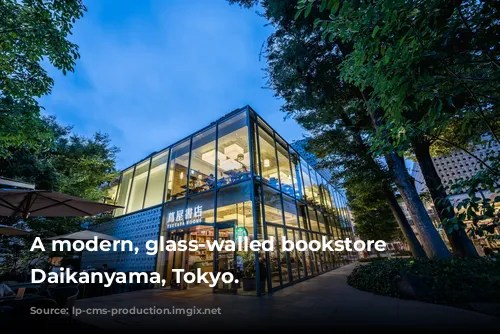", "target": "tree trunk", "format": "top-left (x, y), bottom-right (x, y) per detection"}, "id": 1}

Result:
top-left (412, 138), bottom-right (478, 257)
top-left (339, 112), bottom-right (426, 259)
top-left (370, 110), bottom-right (451, 259)
top-left (382, 185), bottom-right (427, 259)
